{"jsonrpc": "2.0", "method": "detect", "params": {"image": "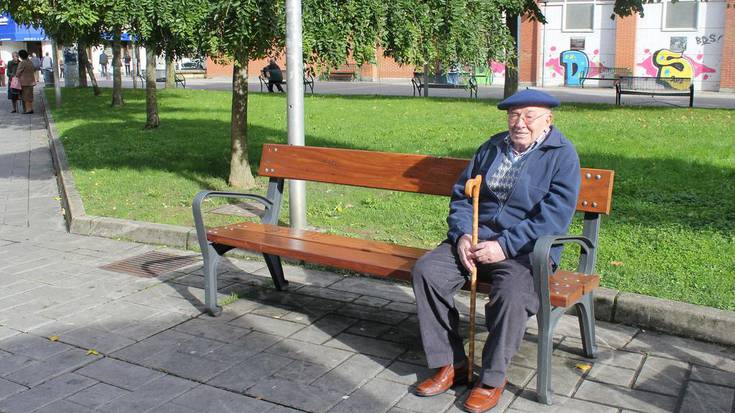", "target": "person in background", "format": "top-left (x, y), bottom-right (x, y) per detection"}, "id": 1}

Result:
top-left (6, 52), bottom-right (20, 113)
top-left (0, 57), bottom-right (6, 87)
top-left (42, 52), bottom-right (53, 84)
top-left (124, 53), bottom-right (131, 76)
top-left (261, 58), bottom-right (284, 93)
top-left (99, 51), bottom-right (109, 78)
top-left (15, 50), bottom-right (37, 114)
top-left (30, 52), bottom-right (42, 83)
